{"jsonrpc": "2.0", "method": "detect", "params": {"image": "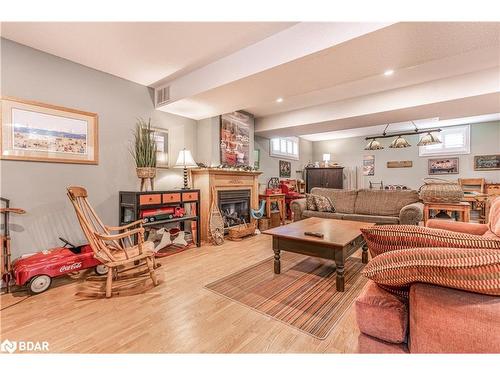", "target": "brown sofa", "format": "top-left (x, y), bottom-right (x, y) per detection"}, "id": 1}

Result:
top-left (291, 188), bottom-right (423, 225)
